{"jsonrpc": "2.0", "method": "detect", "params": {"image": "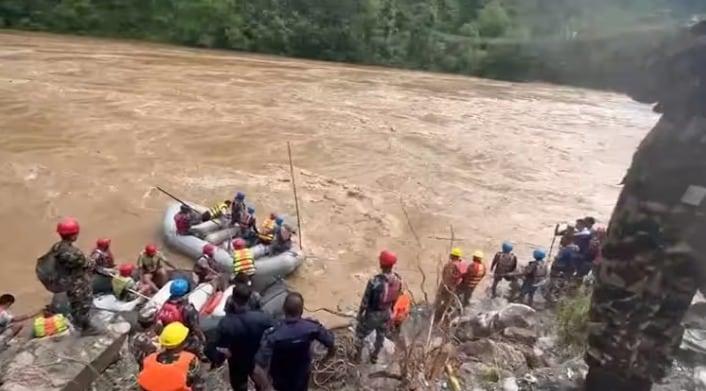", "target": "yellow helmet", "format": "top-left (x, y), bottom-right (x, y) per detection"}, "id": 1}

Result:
top-left (450, 247), bottom-right (463, 258)
top-left (473, 250), bottom-right (484, 259)
top-left (159, 322), bottom-right (189, 348)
